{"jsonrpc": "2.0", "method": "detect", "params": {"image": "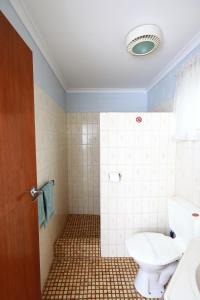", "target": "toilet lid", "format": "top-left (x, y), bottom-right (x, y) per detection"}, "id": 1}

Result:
top-left (126, 232), bottom-right (182, 266)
